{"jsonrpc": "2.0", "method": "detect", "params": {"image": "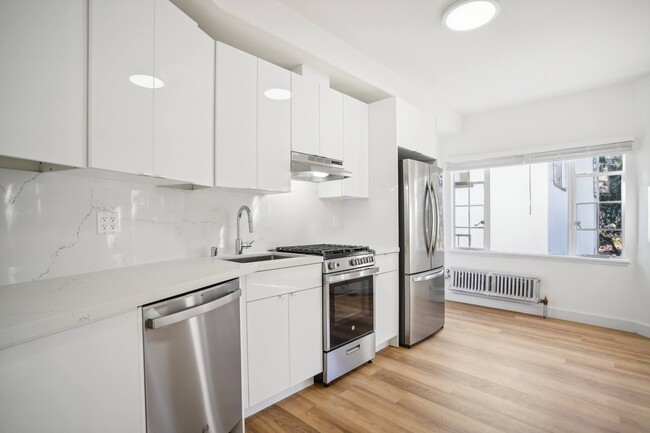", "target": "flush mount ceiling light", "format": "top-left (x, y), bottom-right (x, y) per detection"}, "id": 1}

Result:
top-left (264, 88), bottom-right (292, 100)
top-left (129, 74), bottom-right (165, 89)
top-left (442, 0), bottom-right (500, 32)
